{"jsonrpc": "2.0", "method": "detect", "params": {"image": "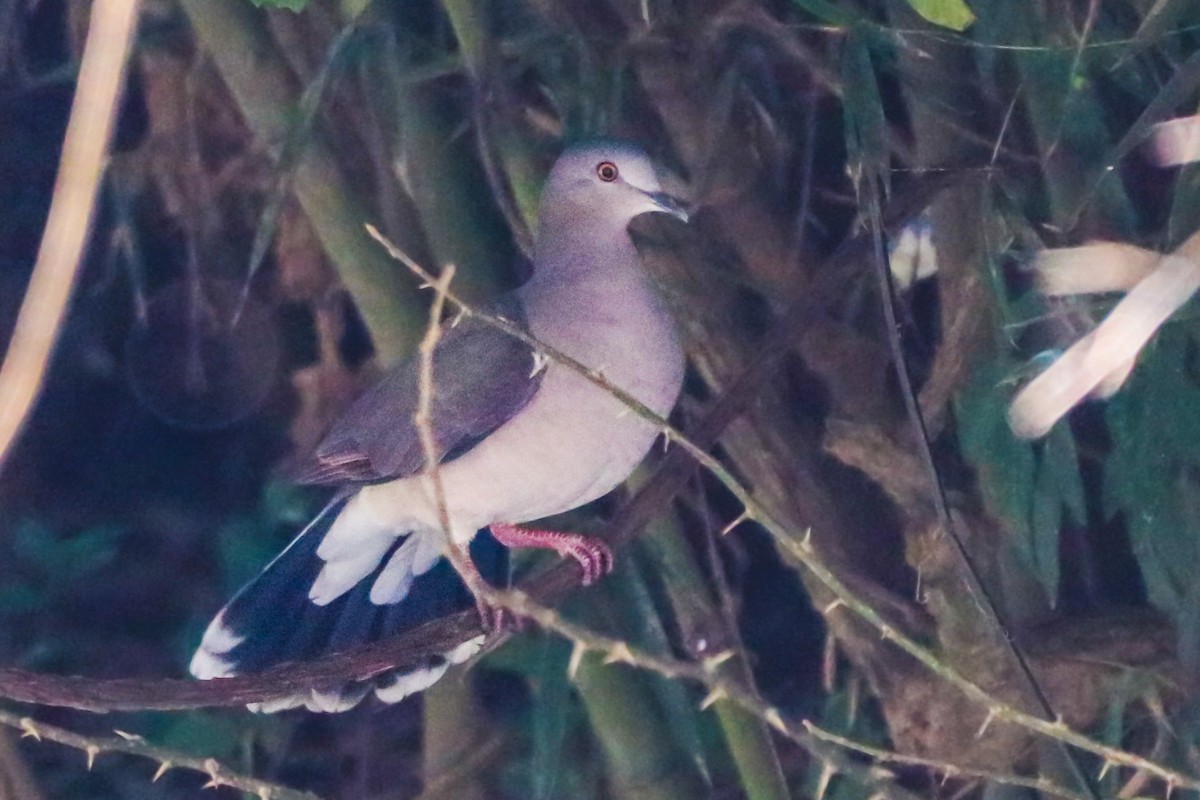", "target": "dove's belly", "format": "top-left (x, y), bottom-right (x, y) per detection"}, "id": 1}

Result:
top-left (436, 360), bottom-right (678, 539)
